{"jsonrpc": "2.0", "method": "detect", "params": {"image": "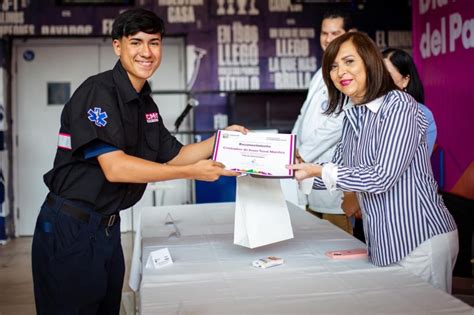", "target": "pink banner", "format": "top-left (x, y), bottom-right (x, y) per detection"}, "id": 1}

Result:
top-left (413, 0), bottom-right (474, 190)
